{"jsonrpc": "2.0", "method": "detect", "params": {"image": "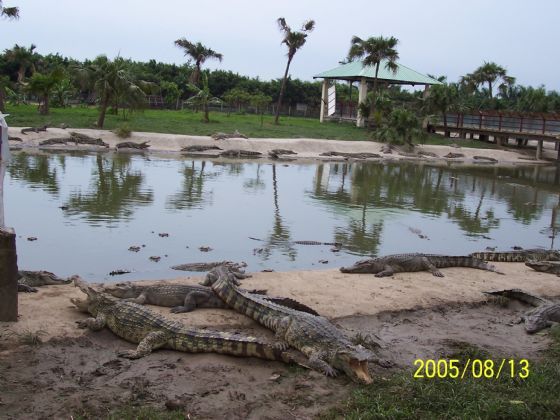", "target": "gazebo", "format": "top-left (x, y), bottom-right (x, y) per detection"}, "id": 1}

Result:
top-left (314, 60), bottom-right (442, 127)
